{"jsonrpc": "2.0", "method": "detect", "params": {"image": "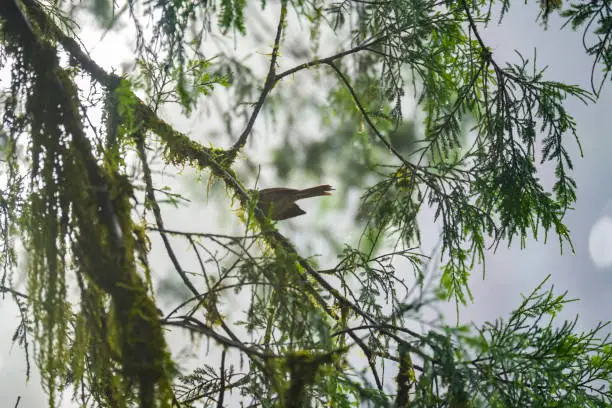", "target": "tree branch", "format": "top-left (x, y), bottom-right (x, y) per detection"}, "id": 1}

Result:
top-left (325, 61), bottom-right (413, 169)
top-left (135, 134), bottom-right (202, 299)
top-left (228, 1), bottom-right (288, 160)
top-left (163, 316), bottom-right (275, 359)
top-left (274, 39), bottom-right (381, 81)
